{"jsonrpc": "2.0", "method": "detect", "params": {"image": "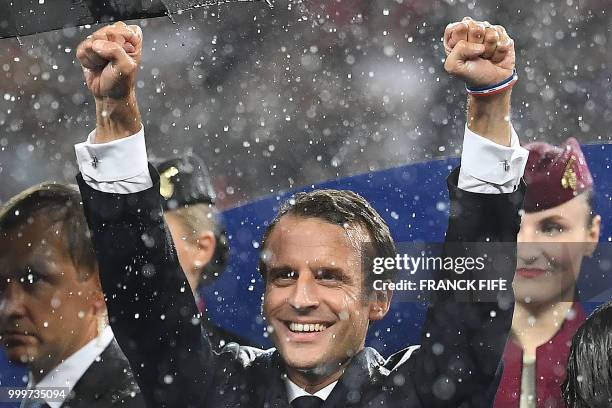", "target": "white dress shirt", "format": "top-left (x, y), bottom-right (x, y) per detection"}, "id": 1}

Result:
top-left (74, 126), bottom-right (152, 194)
top-left (74, 125), bottom-right (528, 195)
top-left (285, 379), bottom-right (337, 403)
top-left (24, 326), bottom-right (114, 408)
top-left (459, 125), bottom-right (528, 193)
